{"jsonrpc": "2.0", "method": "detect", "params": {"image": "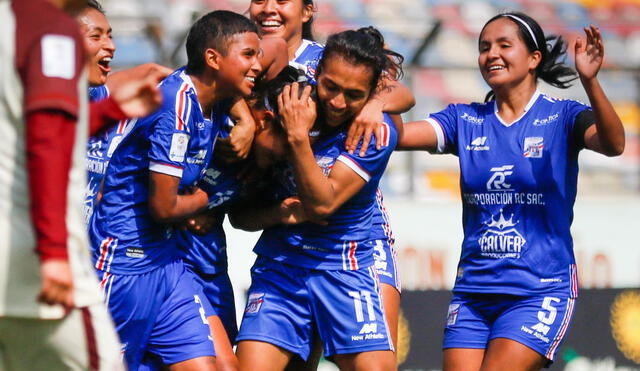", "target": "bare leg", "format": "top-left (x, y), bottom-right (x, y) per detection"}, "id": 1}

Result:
top-left (443, 348), bottom-right (484, 371)
top-left (333, 350), bottom-right (396, 371)
top-left (380, 283), bottom-right (400, 353)
top-left (208, 315), bottom-right (238, 371)
top-left (237, 340), bottom-right (292, 371)
top-left (480, 338), bottom-right (547, 371)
